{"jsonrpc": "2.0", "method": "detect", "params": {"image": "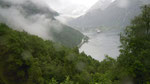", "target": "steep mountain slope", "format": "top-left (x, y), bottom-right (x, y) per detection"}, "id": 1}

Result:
top-left (1, 5), bottom-right (150, 84)
top-left (0, 0), bottom-right (84, 48)
top-left (0, 23), bottom-right (100, 84)
top-left (88, 0), bottom-right (112, 11)
top-left (69, 0), bottom-right (150, 30)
